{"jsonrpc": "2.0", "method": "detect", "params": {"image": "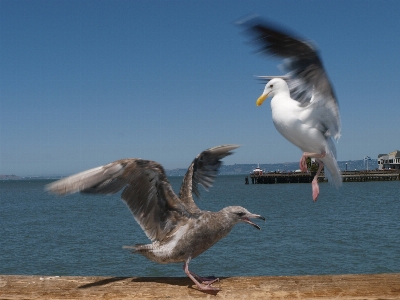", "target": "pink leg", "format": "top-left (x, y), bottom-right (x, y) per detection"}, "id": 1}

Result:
top-left (312, 178), bottom-right (320, 201)
top-left (312, 159), bottom-right (324, 202)
top-left (183, 258), bottom-right (220, 291)
top-left (300, 156), bottom-right (308, 172)
top-left (300, 151), bottom-right (326, 172)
